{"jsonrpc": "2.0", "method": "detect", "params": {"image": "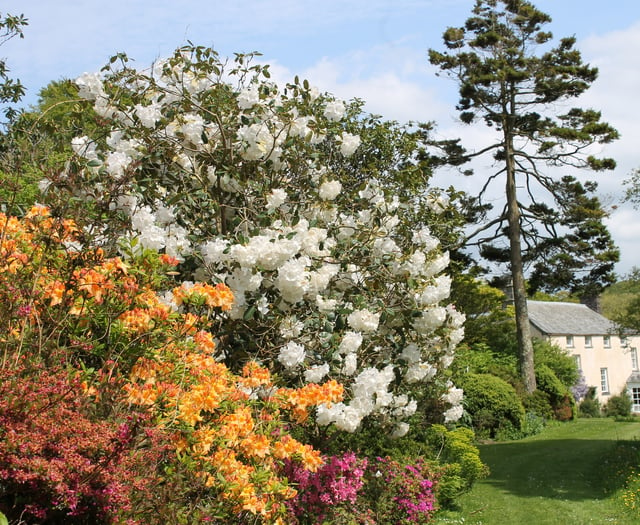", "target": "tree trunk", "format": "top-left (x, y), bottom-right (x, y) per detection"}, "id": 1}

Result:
top-left (505, 140), bottom-right (537, 393)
